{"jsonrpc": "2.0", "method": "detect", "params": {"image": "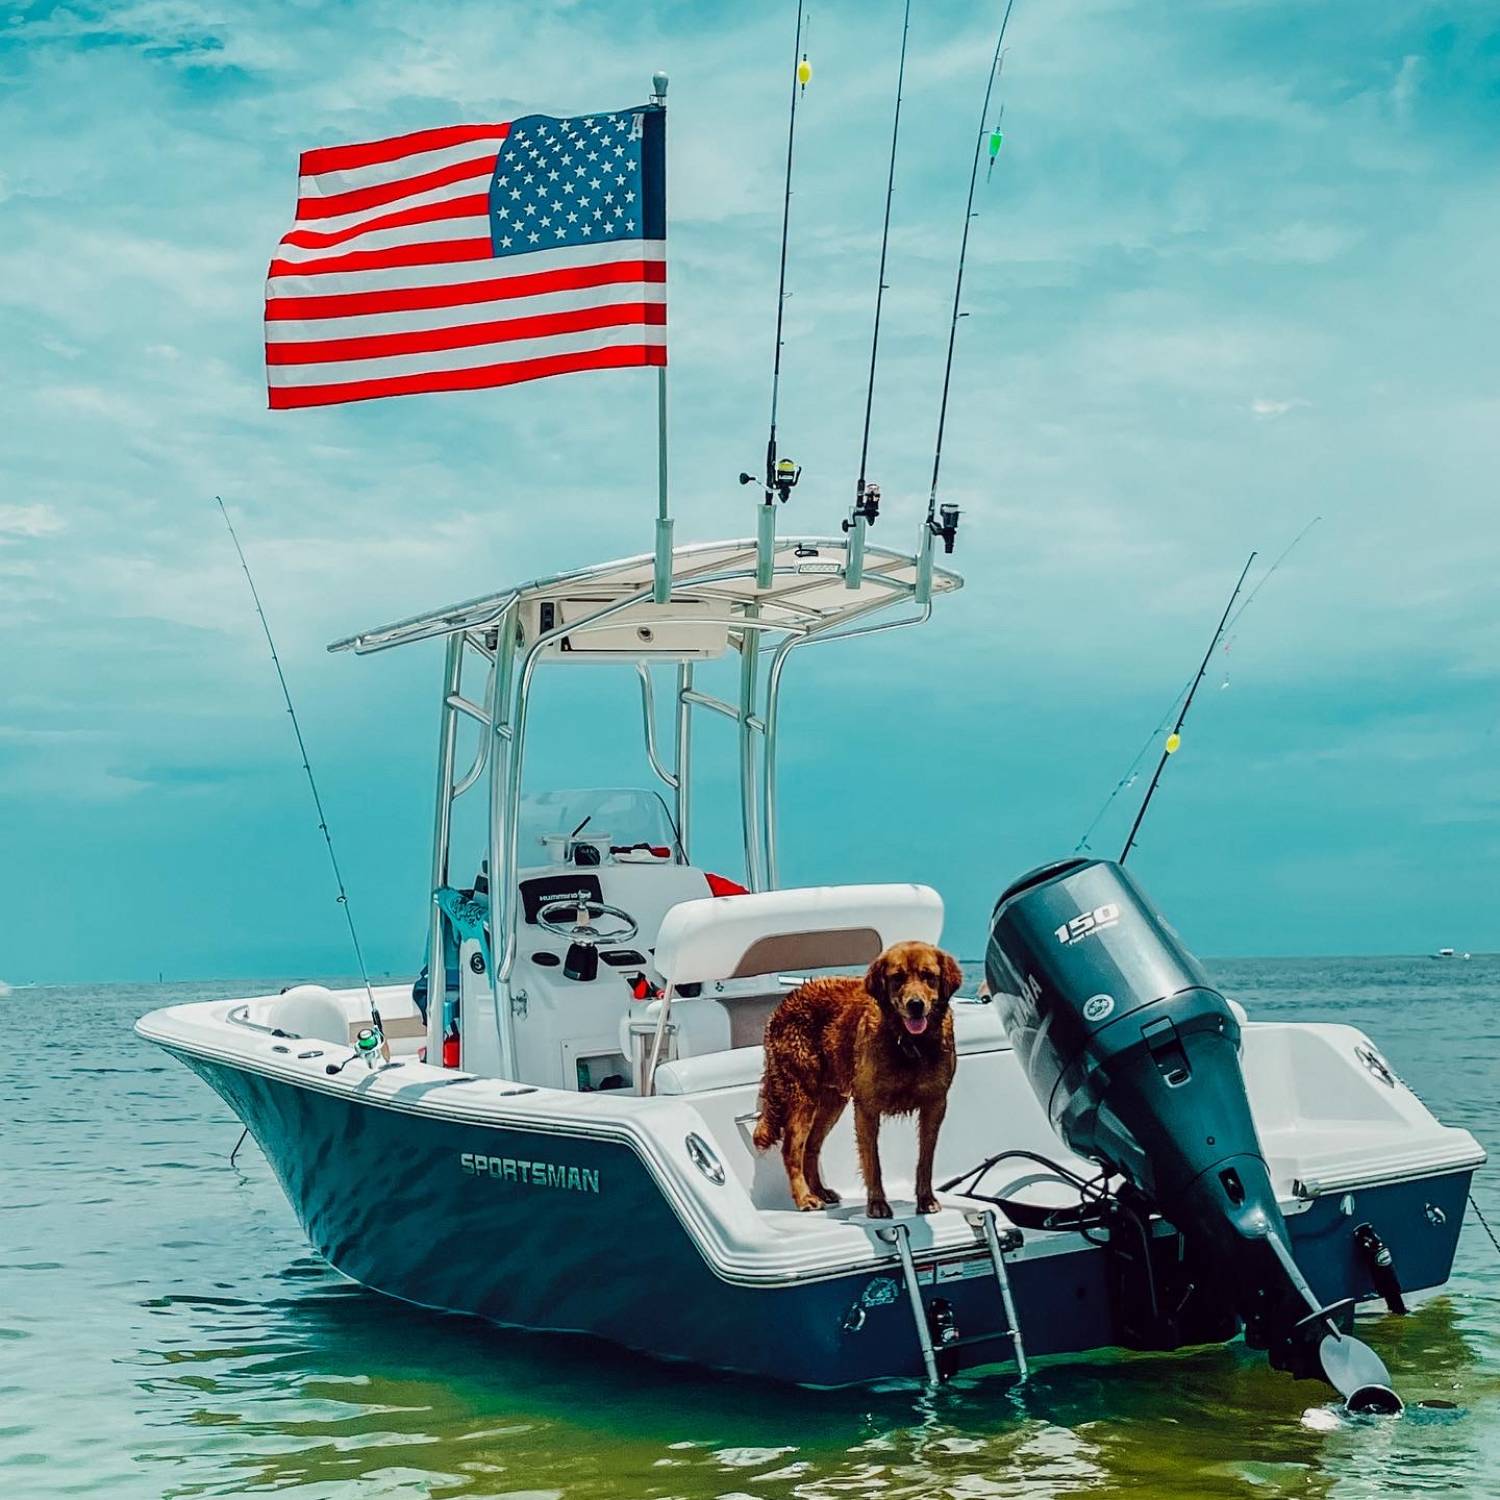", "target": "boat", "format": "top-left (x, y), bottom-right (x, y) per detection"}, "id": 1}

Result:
top-left (138, 535), bottom-right (1486, 1408)
top-left (1433, 948), bottom-right (1457, 959)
